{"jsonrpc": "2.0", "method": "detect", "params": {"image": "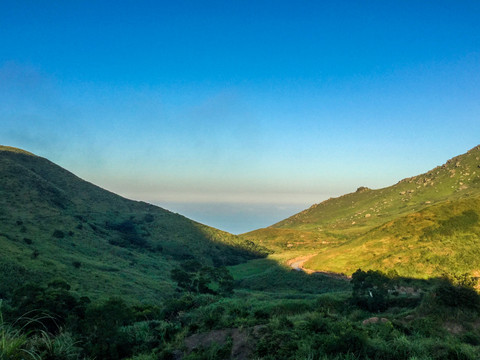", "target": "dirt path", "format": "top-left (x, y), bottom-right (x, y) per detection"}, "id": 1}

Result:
top-left (286, 254), bottom-right (318, 273)
top-left (286, 254), bottom-right (351, 280)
